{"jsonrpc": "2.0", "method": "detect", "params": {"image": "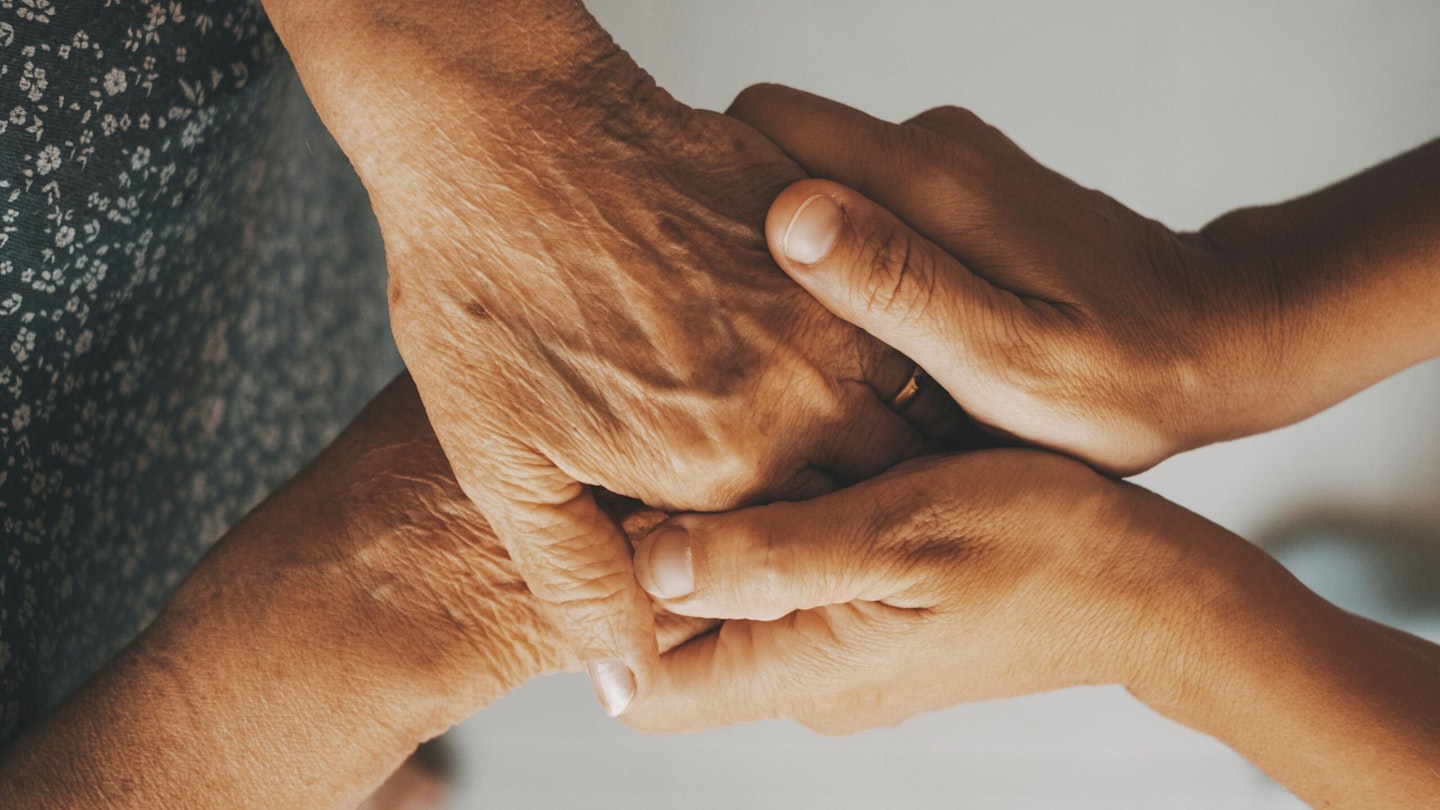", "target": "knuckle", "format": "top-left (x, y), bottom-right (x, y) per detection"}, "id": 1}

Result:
top-left (912, 104), bottom-right (984, 133)
top-left (901, 110), bottom-right (1007, 200)
top-left (730, 82), bottom-right (785, 114)
top-left (679, 424), bottom-right (834, 510)
top-left (528, 568), bottom-right (633, 617)
top-left (907, 105), bottom-right (1009, 158)
top-left (713, 509), bottom-right (793, 619)
top-left (516, 540), bottom-right (635, 615)
top-left (692, 456), bottom-right (770, 511)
